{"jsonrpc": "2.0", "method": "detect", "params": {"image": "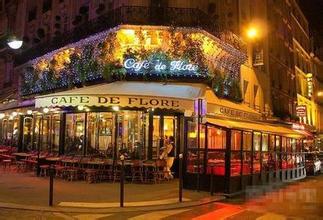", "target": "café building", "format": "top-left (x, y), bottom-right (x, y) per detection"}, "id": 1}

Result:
top-left (0, 25), bottom-right (307, 193)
